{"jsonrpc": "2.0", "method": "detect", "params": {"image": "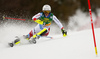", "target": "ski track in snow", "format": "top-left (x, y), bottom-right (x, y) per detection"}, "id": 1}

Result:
top-left (0, 21), bottom-right (100, 59)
